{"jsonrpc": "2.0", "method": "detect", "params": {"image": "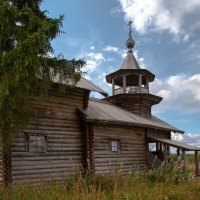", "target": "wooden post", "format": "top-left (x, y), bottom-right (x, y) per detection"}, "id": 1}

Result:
top-left (123, 75), bottom-right (126, 94)
top-left (182, 149), bottom-right (186, 169)
top-left (112, 78), bottom-right (115, 95)
top-left (146, 78), bottom-right (149, 93)
top-left (177, 148), bottom-right (180, 158)
top-left (159, 143), bottom-right (162, 151)
top-left (156, 142), bottom-right (159, 151)
top-left (139, 74), bottom-right (142, 93)
top-left (195, 151), bottom-right (199, 177)
top-left (164, 144), bottom-right (168, 165)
